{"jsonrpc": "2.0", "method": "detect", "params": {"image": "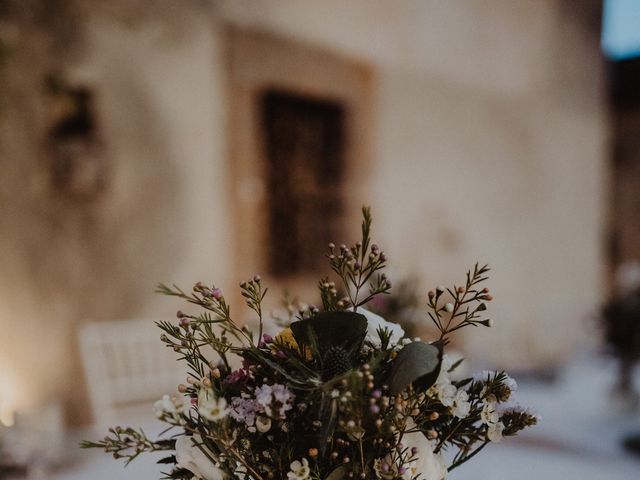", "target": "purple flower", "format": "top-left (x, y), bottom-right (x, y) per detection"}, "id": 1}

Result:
top-left (253, 383), bottom-right (294, 420)
top-left (230, 396), bottom-right (257, 427)
top-left (258, 334), bottom-right (273, 348)
top-left (222, 368), bottom-right (250, 385)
